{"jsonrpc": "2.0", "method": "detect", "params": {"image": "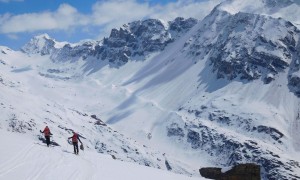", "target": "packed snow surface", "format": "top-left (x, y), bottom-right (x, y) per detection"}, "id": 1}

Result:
top-left (0, 131), bottom-right (201, 180)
